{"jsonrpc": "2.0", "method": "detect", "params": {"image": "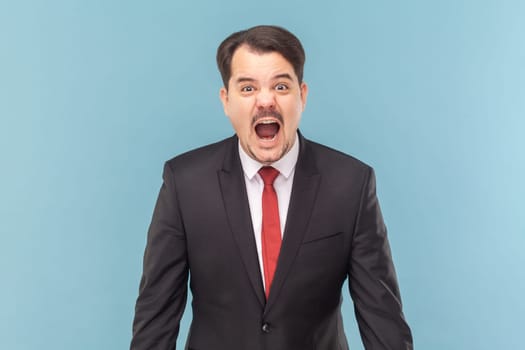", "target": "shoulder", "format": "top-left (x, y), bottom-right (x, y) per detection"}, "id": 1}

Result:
top-left (163, 135), bottom-right (236, 178)
top-left (303, 137), bottom-right (372, 175)
top-left (300, 136), bottom-right (378, 209)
